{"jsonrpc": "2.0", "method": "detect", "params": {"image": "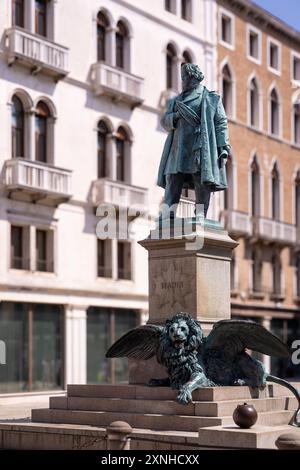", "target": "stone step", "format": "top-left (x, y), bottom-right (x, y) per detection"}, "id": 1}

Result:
top-left (49, 395), bottom-right (297, 418)
top-left (32, 407), bottom-right (294, 432)
top-left (0, 421), bottom-right (293, 450)
top-left (67, 383), bottom-right (300, 402)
